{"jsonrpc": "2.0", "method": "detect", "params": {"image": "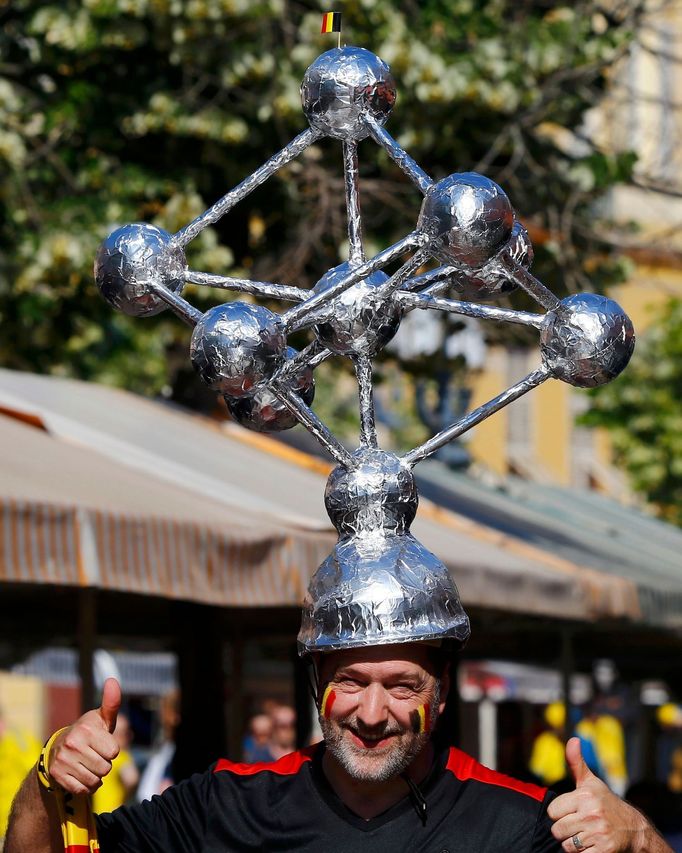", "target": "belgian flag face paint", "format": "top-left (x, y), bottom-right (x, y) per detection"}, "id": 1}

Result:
top-left (410, 703), bottom-right (431, 734)
top-left (320, 684), bottom-right (337, 719)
